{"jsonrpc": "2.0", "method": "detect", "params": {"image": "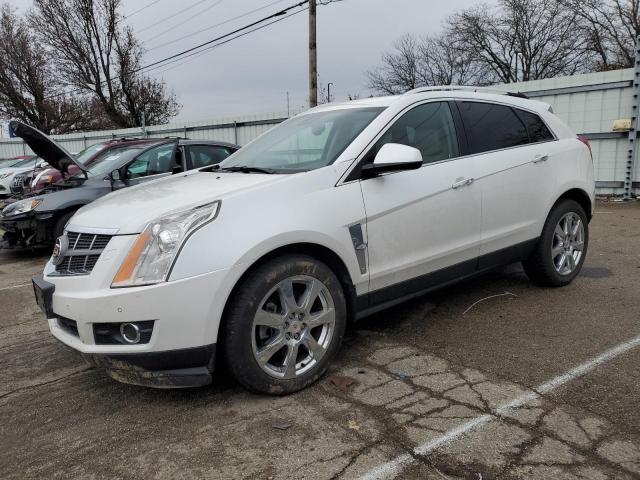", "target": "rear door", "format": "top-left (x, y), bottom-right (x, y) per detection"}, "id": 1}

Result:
top-left (185, 144), bottom-right (236, 169)
top-left (359, 101), bottom-right (482, 302)
top-left (456, 101), bottom-right (557, 266)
